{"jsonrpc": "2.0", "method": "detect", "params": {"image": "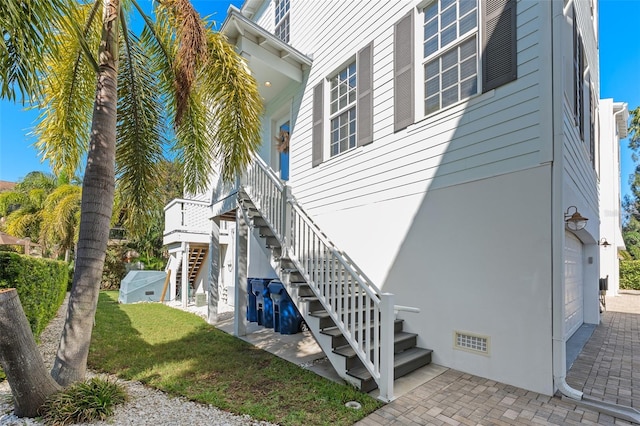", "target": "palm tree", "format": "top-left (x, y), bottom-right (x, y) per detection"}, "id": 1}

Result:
top-left (40, 183), bottom-right (82, 262)
top-left (40, 0), bottom-right (261, 387)
top-left (0, 0), bottom-right (262, 412)
top-left (0, 171), bottom-right (58, 246)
